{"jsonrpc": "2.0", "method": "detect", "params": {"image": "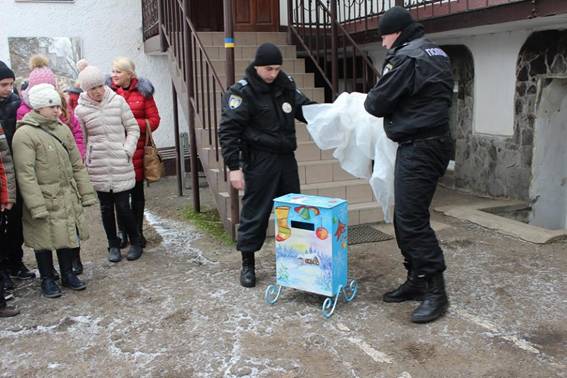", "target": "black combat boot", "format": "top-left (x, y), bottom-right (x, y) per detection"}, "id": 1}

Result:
top-left (57, 249), bottom-right (86, 291)
top-left (71, 247), bottom-right (83, 275)
top-left (383, 261), bottom-right (426, 302)
top-left (411, 273), bottom-right (449, 323)
top-left (240, 251), bottom-right (256, 288)
top-left (34, 251), bottom-right (62, 298)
